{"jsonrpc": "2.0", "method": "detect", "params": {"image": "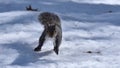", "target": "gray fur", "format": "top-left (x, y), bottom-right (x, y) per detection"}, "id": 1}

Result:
top-left (38, 12), bottom-right (61, 28)
top-left (34, 12), bottom-right (62, 55)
